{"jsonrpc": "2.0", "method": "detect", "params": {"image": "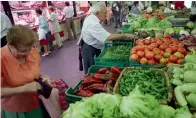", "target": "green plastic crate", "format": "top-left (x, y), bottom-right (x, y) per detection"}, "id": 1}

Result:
top-left (94, 41), bottom-right (133, 67)
top-left (65, 65), bottom-right (123, 105)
